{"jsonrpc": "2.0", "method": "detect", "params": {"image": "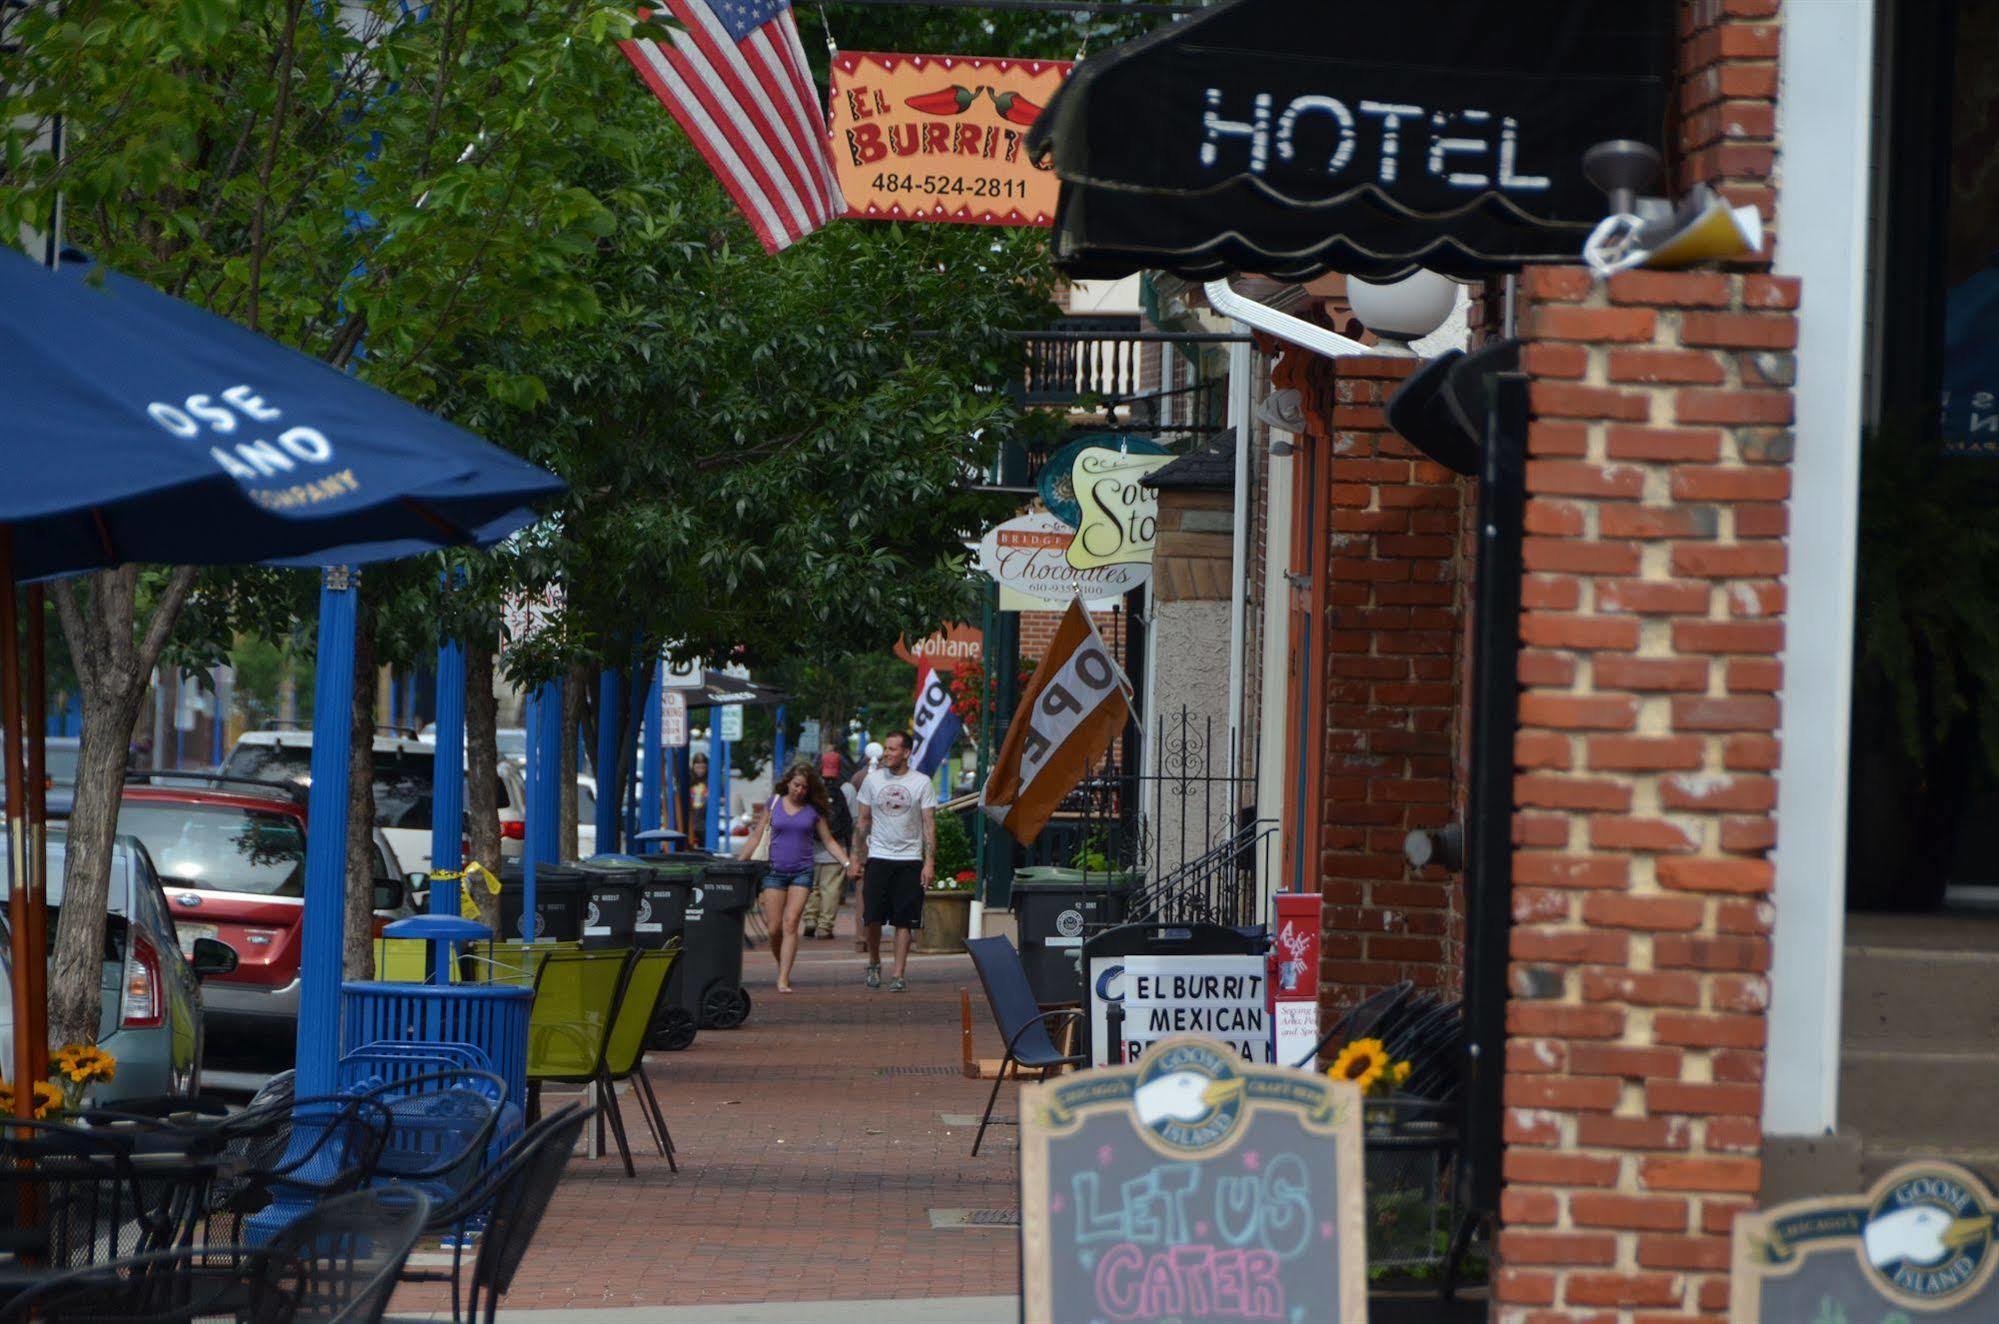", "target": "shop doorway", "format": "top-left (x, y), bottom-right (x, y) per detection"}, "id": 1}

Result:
top-left (1849, 0), bottom-right (1999, 913)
